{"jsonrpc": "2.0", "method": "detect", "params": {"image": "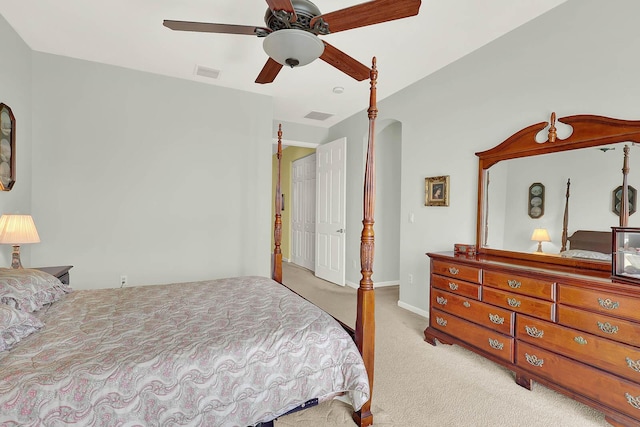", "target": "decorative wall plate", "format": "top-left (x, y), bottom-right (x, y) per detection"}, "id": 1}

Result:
top-left (528, 183), bottom-right (545, 218)
top-left (0, 103), bottom-right (15, 191)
